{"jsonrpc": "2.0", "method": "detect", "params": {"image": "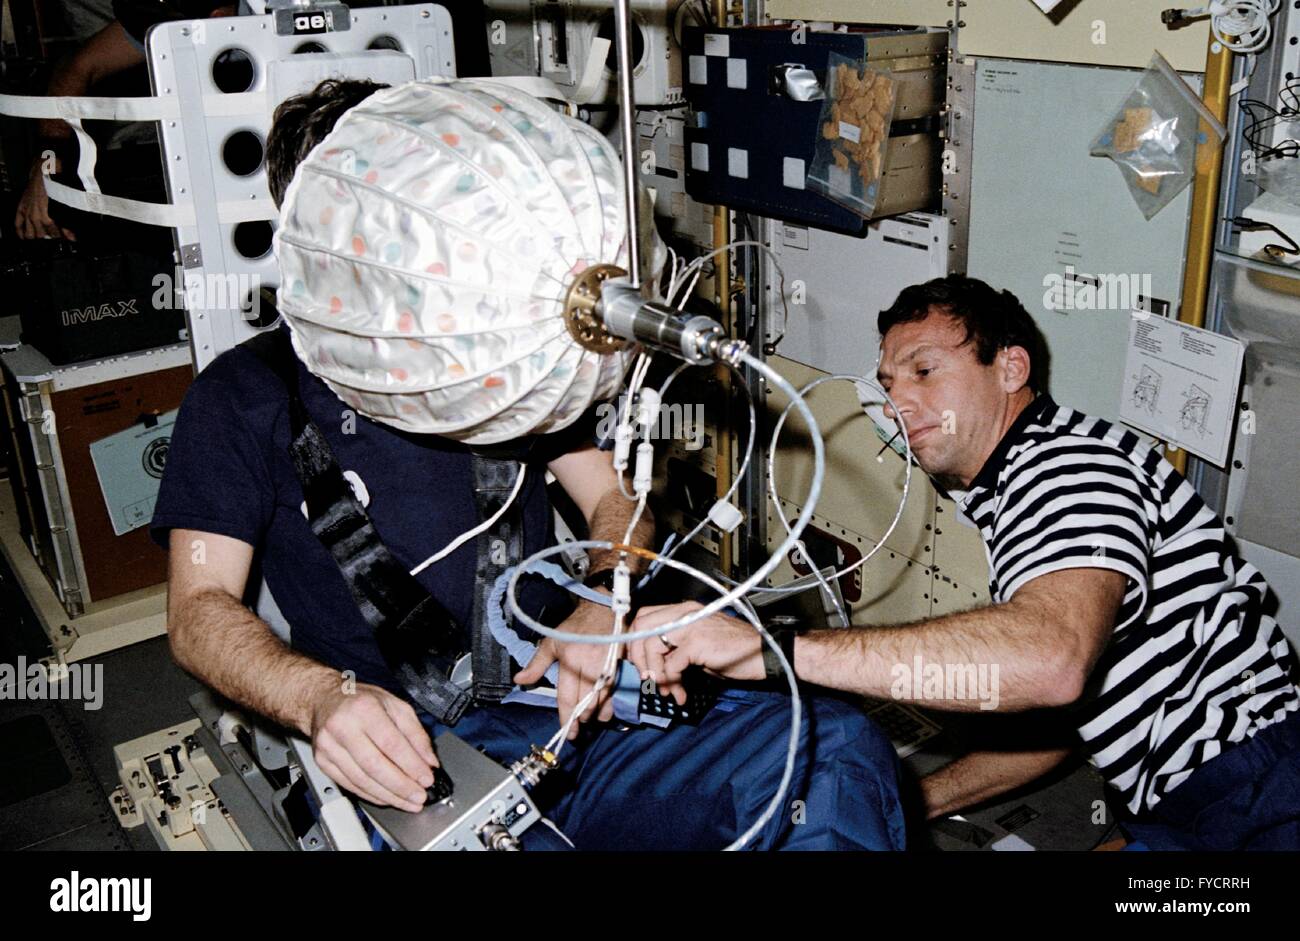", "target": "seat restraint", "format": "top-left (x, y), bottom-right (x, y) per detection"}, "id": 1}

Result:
top-left (469, 456), bottom-right (527, 703)
top-left (243, 327), bottom-right (501, 725)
